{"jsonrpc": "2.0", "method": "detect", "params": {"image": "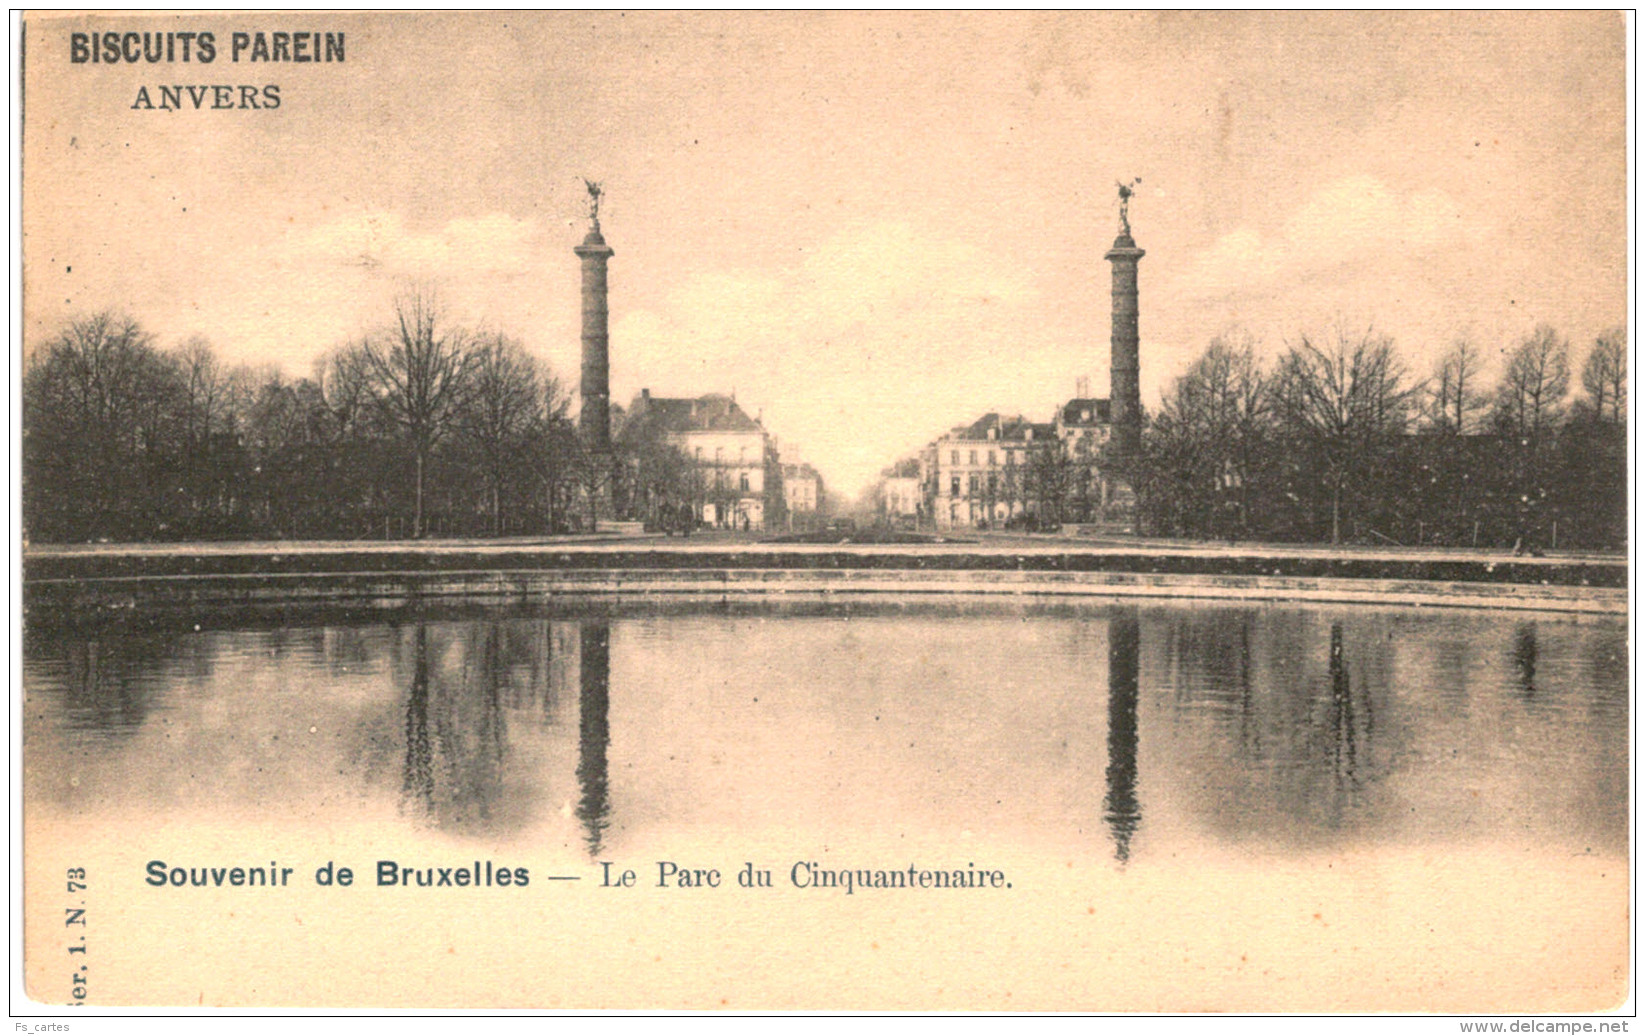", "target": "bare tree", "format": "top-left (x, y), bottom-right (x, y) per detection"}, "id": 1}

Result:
top-left (1141, 331), bottom-right (1275, 538)
top-left (1027, 437), bottom-right (1071, 526)
top-left (28, 311), bottom-right (164, 451)
top-left (1493, 324), bottom-right (1570, 445)
top-left (1491, 324), bottom-right (1571, 551)
top-left (1276, 324), bottom-right (1416, 544)
top-left (529, 377), bottom-right (579, 533)
top-left (621, 429), bottom-right (695, 529)
top-left (174, 337), bottom-right (230, 446)
top-left (458, 333), bottom-right (544, 536)
top-left (1581, 328), bottom-right (1626, 425)
top-left (1000, 452), bottom-right (1027, 522)
top-left (1423, 336), bottom-right (1489, 435)
top-left (168, 337), bottom-right (235, 520)
top-left (314, 343), bottom-right (376, 442)
top-left (1555, 327), bottom-right (1627, 550)
top-left (23, 311), bottom-right (184, 538)
top-left (359, 291), bottom-right (478, 538)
